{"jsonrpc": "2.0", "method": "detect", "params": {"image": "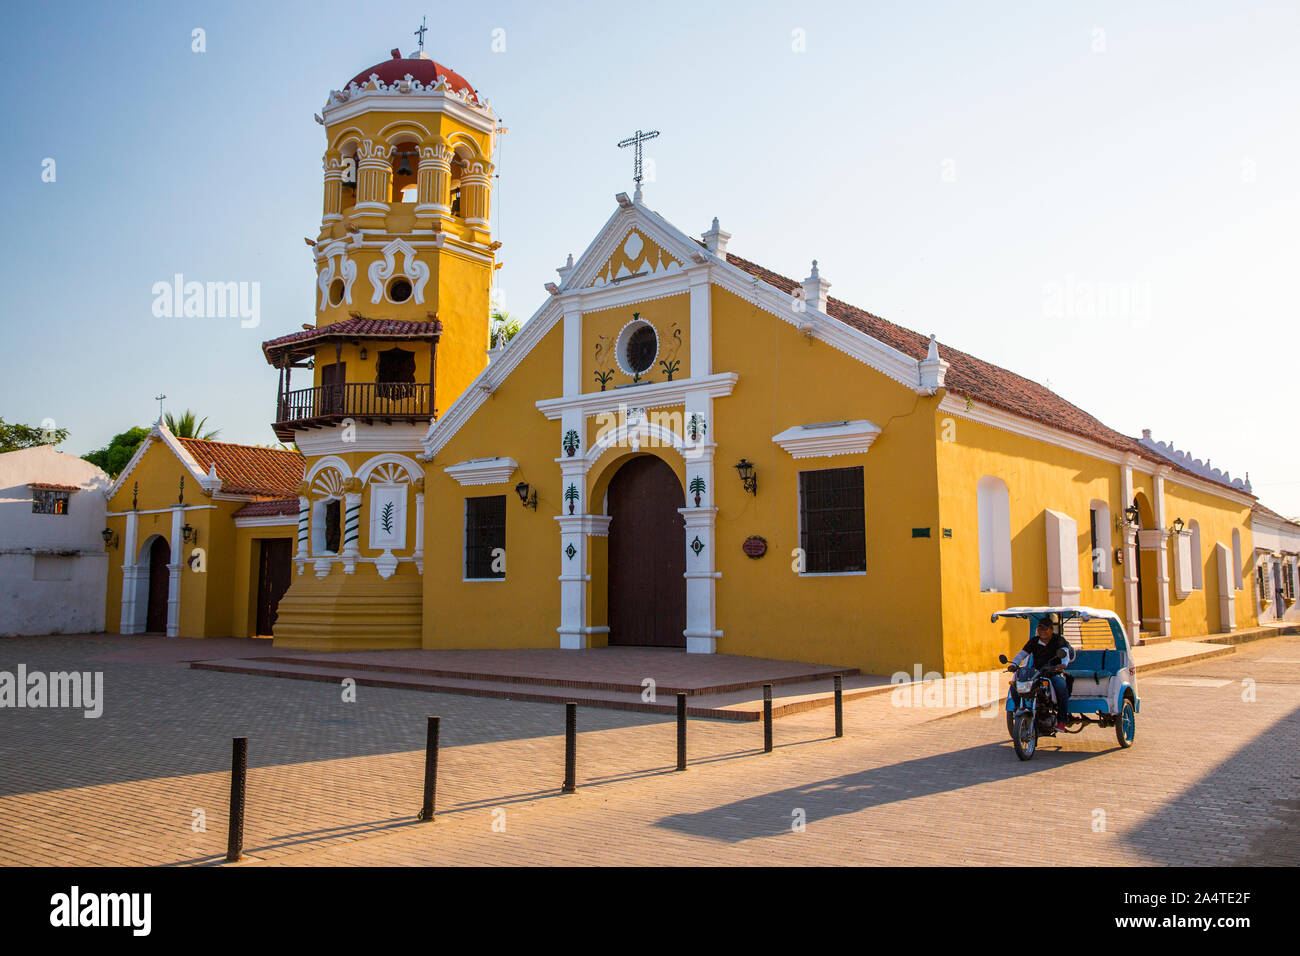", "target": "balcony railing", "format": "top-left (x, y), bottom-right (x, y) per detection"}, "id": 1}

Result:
top-left (274, 382), bottom-right (433, 438)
